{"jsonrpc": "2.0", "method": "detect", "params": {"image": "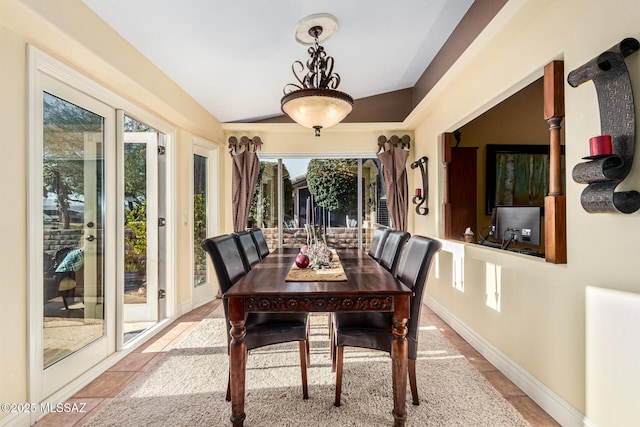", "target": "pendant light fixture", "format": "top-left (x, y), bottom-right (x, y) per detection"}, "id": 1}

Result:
top-left (281, 14), bottom-right (353, 137)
